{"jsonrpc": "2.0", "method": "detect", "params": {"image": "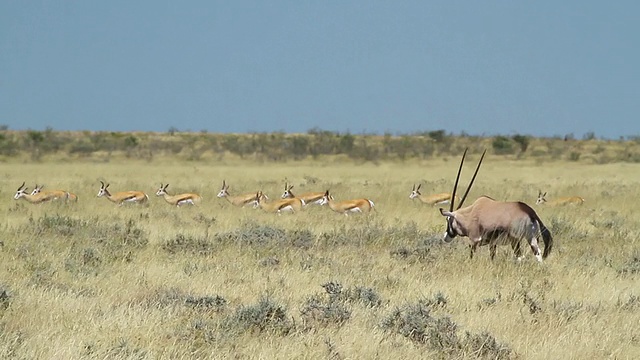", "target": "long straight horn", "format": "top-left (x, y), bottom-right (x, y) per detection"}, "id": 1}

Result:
top-left (449, 148), bottom-right (468, 212)
top-left (18, 181), bottom-right (25, 191)
top-left (456, 149), bottom-right (486, 210)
